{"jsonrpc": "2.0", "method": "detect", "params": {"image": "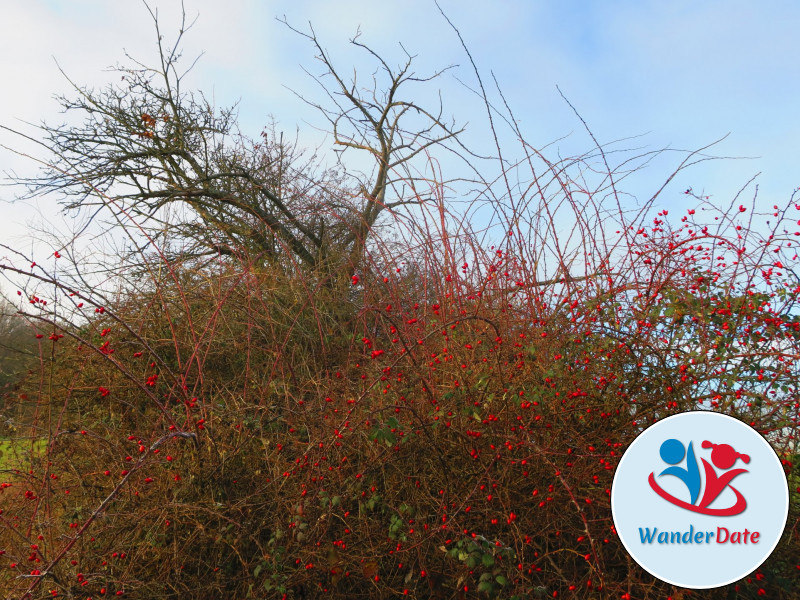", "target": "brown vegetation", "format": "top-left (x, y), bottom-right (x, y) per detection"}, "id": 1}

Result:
top-left (1, 8), bottom-right (798, 599)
